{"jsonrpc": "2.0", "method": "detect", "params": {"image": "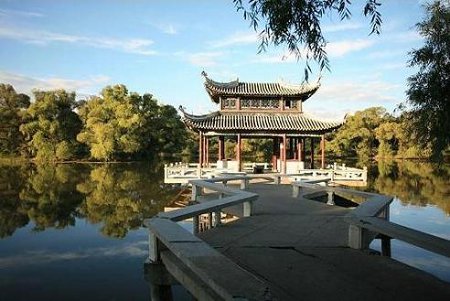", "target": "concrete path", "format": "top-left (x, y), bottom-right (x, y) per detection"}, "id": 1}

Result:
top-left (199, 183), bottom-right (450, 301)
